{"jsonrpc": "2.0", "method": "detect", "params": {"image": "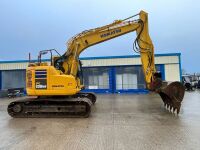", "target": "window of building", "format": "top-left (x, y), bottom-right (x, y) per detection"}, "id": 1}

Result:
top-left (115, 66), bottom-right (145, 90)
top-left (82, 67), bottom-right (109, 89)
top-left (2, 70), bottom-right (26, 89)
top-left (115, 65), bottom-right (163, 90)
